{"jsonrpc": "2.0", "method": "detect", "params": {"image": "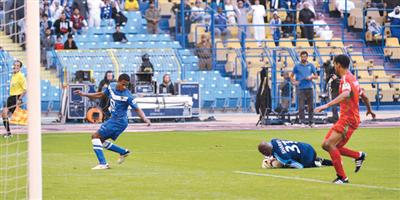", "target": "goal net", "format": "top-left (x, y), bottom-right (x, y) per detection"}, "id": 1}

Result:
top-left (0, 0), bottom-right (41, 199)
top-left (0, 0), bottom-right (28, 198)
